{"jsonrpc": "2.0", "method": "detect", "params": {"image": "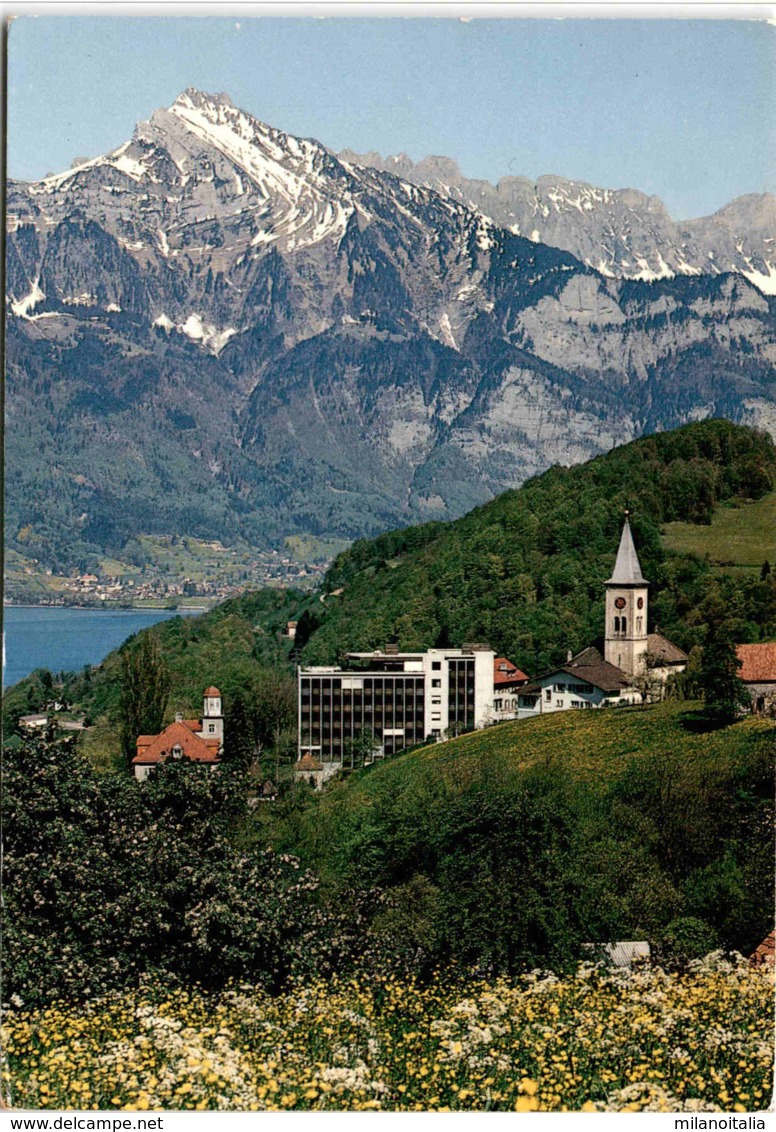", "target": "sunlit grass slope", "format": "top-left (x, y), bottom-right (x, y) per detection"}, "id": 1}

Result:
top-left (274, 701), bottom-right (774, 885)
top-left (662, 492), bottom-right (776, 573)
